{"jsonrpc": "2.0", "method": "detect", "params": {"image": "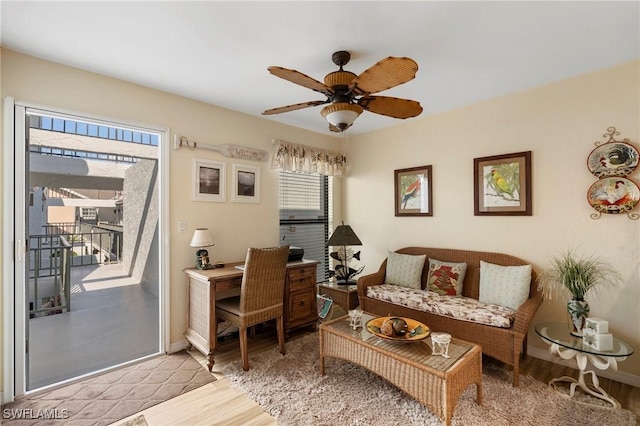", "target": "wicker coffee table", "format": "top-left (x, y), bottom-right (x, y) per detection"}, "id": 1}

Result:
top-left (319, 313), bottom-right (482, 426)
